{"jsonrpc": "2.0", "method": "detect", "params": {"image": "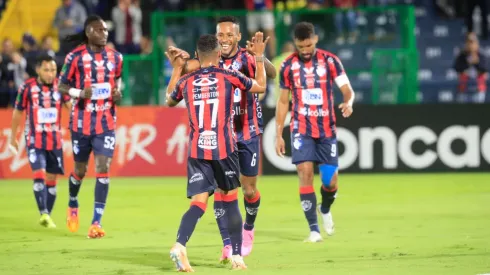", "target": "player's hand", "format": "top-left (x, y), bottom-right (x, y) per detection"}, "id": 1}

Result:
top-left (249, 32), bottom-right (270, 57)
top-left (275, 136), bottom-right (286, 157)
top-left (8, 138), bottom-right (18, 155)
top-left (80, 87), bottom-right (92, 99)
top-left (112, 87), bottom-right (122, 101)
top-left (339, 102), bottom-right (353, 118)
top-left (165, 46), bottom-right (187, 68)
